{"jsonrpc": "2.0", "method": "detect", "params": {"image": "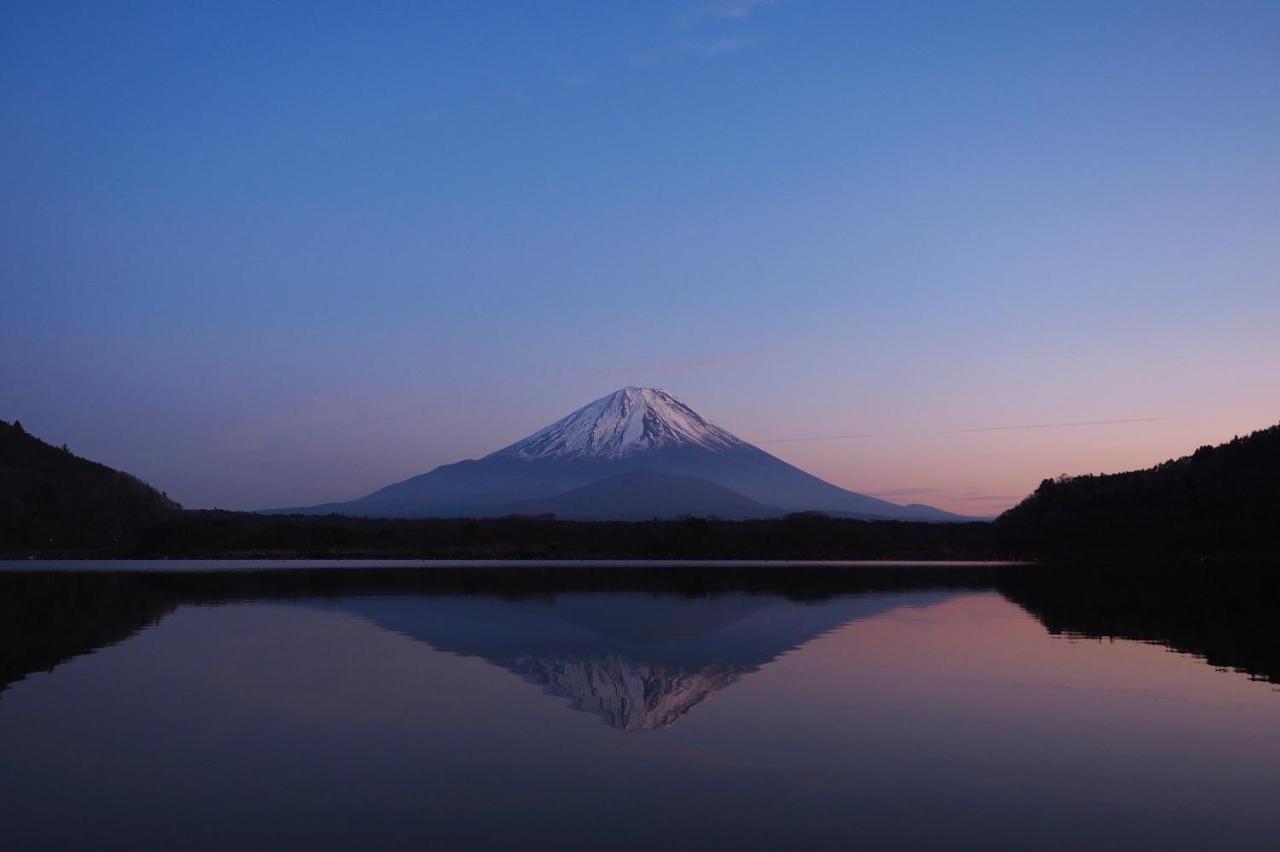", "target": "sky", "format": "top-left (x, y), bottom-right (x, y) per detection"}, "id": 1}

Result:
top-left (2, 0), bottom-right (1278, 515)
